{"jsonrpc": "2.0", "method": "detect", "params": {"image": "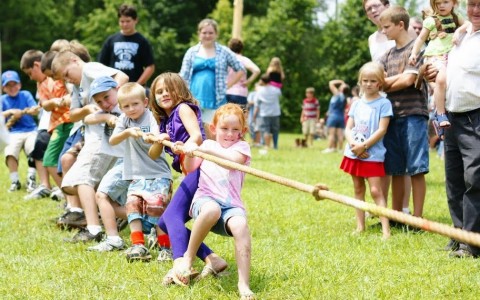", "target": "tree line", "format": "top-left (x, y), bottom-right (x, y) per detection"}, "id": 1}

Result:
top-left (2, 0), bottom-right (422, 131)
